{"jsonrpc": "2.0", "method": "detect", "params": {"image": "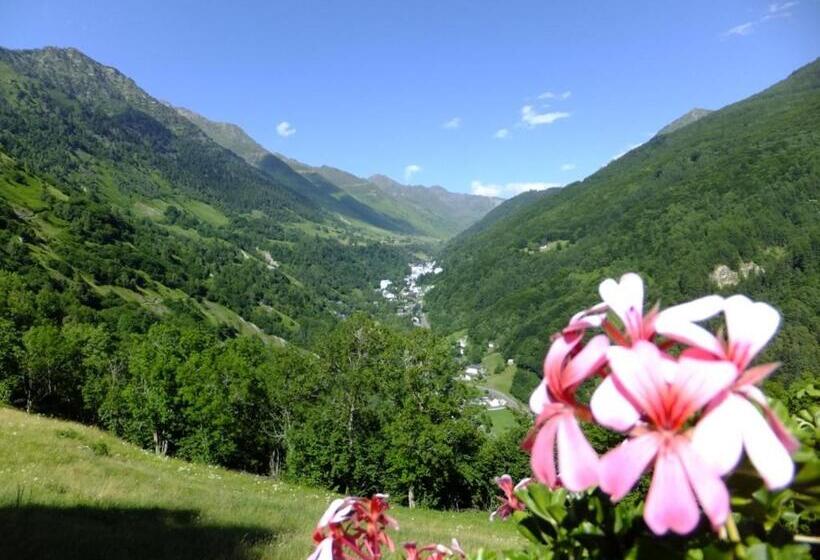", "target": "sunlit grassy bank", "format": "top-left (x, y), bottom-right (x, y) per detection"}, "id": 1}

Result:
top-left (0, 407), bottom-right (522, 559)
